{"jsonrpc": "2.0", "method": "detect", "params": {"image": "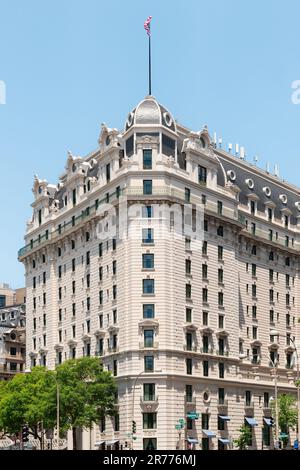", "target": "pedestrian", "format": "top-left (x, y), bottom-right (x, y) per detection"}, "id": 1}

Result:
top-left (293, 439), bottom-right (298, 450)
